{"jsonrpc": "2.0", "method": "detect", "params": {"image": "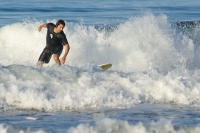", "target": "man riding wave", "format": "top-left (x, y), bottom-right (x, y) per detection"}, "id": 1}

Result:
top-left (37, 20), bottom-right (70, 67)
